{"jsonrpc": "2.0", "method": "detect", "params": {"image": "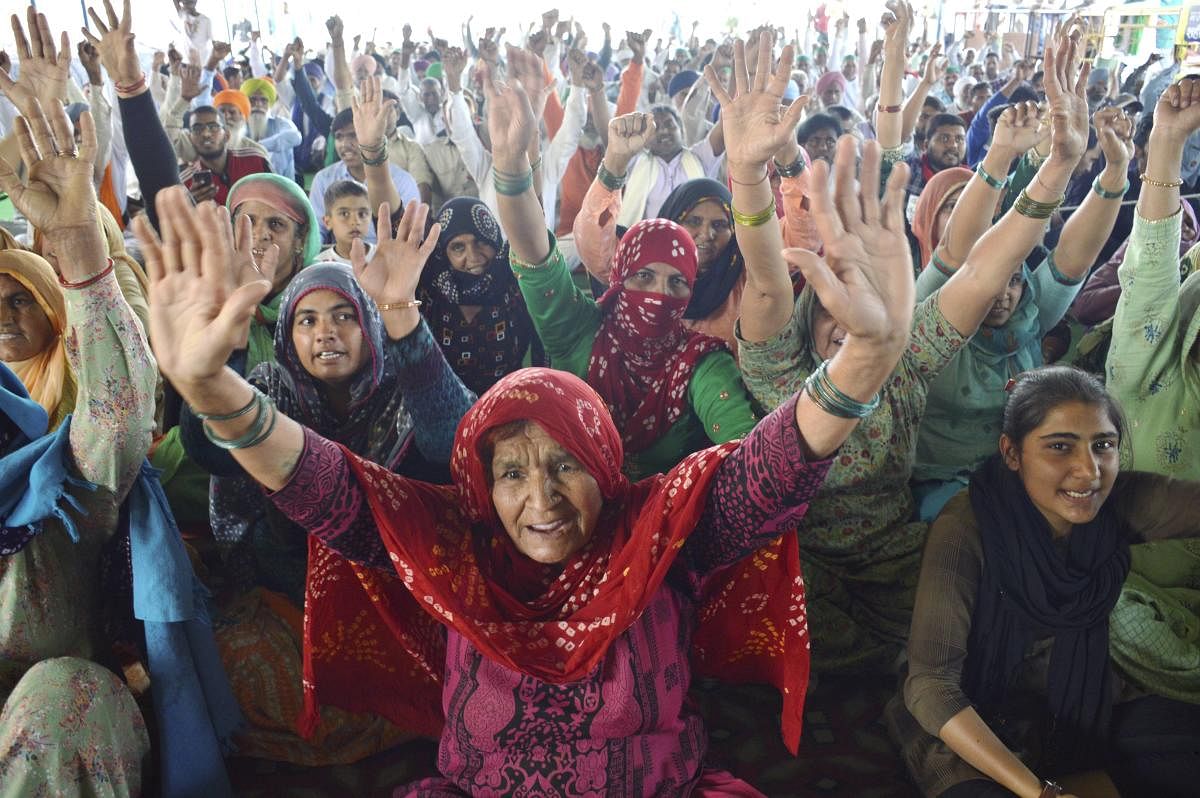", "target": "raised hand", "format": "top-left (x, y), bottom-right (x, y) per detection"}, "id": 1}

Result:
top-left (783, 137), bottom-right (913, 348)
top-left (82, 0), bottom-right (141, 87)
top-left (180, 63), bottom-right (203, 101)
top-left (506, 44), bottom-right (549, 104)
top-left (581, 62), bottom-right (604, 93)
top-left (989, 101), bottom-right (1044, 155)
top-left (1093, 106), bottom-right (1134, 165)
top-left (326, 15), bottom-right (344, 43)
top-left (1151, 75), bottom-right (1200, 144)
top-left (481, 60), bottom-right (538, 169)
top-left (0, 91), bottom-right (98, 237)
top-left (352, 200), bottom-right (440, 340)
top-left (528, 29), bottom-right (548, 57)
top-left (77, 40), bottom-right (103, 84)
top-left (626, 29), bottom-right (650, 64)
top-left (442, 46), bottom-right (467, 89)
top-left (1042, 17), bottom-right (1090, 163)
top-left (922, 42), bottom-right (945, 87)
top-left (9, 7), bottom-right (72, 104)
top-left (566, 48), bottom-right (587, 86)
top-left (704, 33), bottom-right (806, 180)
top-left (352, 75), bottom-right (392, 148)
top-left (603, 112), bottom-right (656, 173)
top-left (882, 0), bottom-right (914, 58)
top-left (136, 187), bottom-right (277, 388)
